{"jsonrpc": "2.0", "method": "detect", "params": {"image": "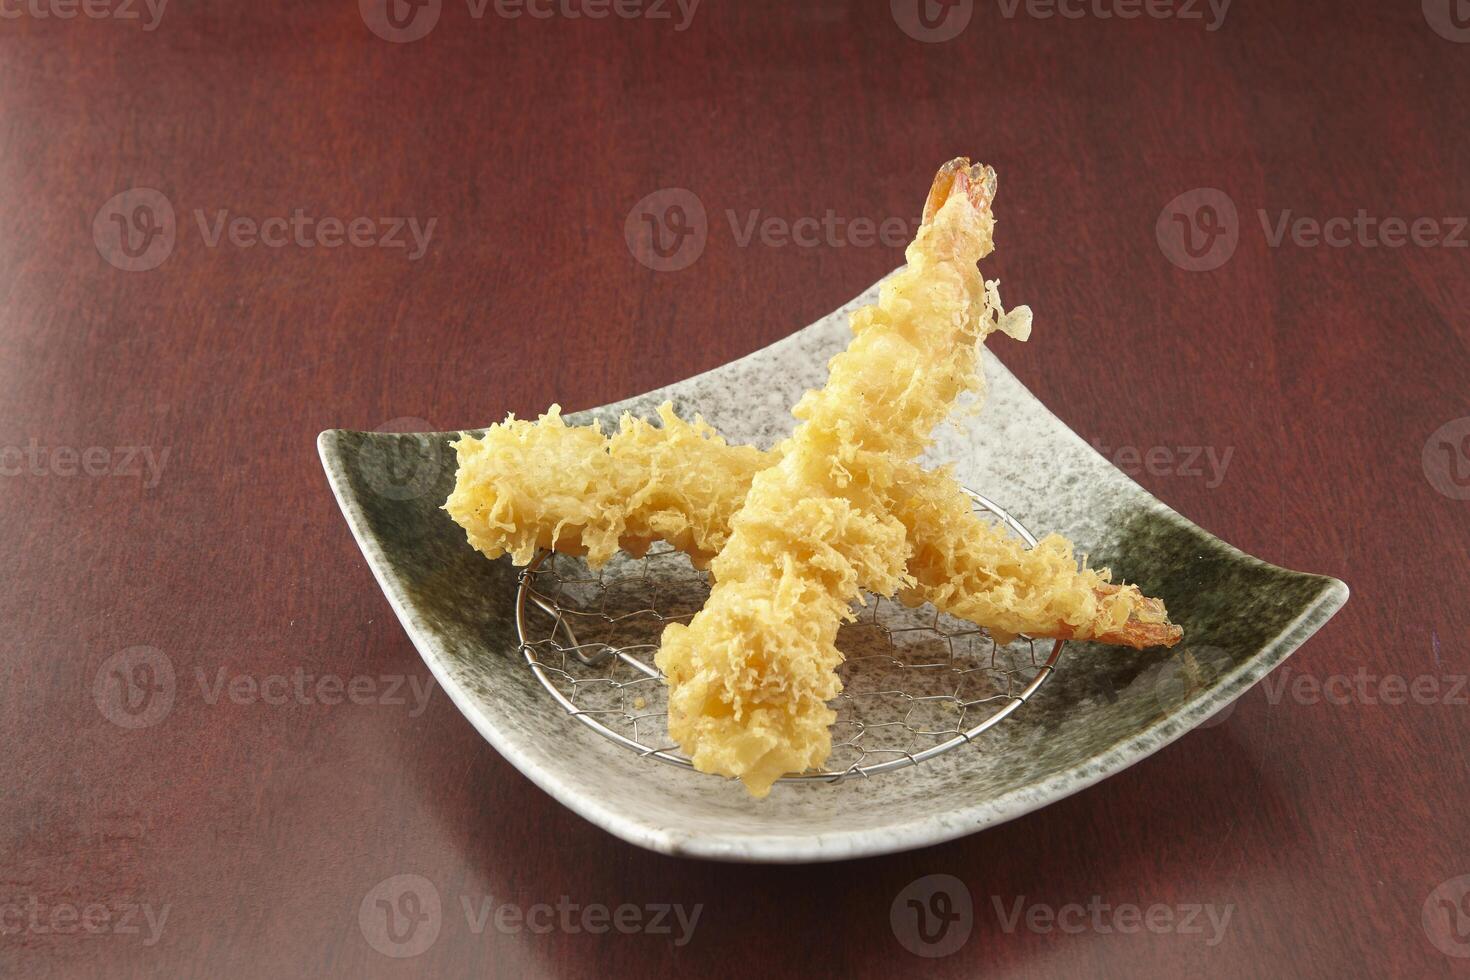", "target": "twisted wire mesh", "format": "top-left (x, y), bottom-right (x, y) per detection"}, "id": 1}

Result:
top-left (514, 490), bottom-right (1064, 784)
